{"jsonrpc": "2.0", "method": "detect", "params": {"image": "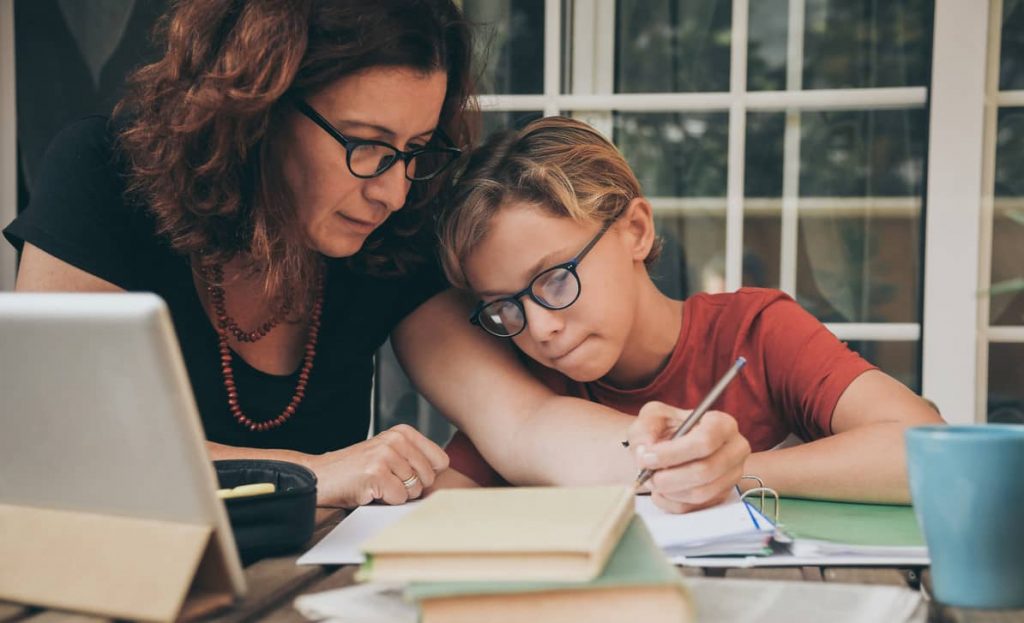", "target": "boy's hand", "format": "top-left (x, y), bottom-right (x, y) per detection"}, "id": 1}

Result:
top-left (627, 401), bottom-right (751, 514)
